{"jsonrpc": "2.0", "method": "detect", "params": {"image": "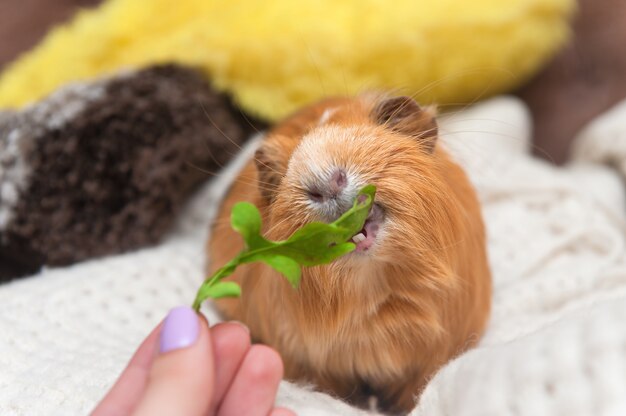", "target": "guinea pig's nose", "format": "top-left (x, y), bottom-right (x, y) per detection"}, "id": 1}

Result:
top-left (306, 168), bottom-right (347, 203)
top-left (329, 168), bottom-right (347, 196)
